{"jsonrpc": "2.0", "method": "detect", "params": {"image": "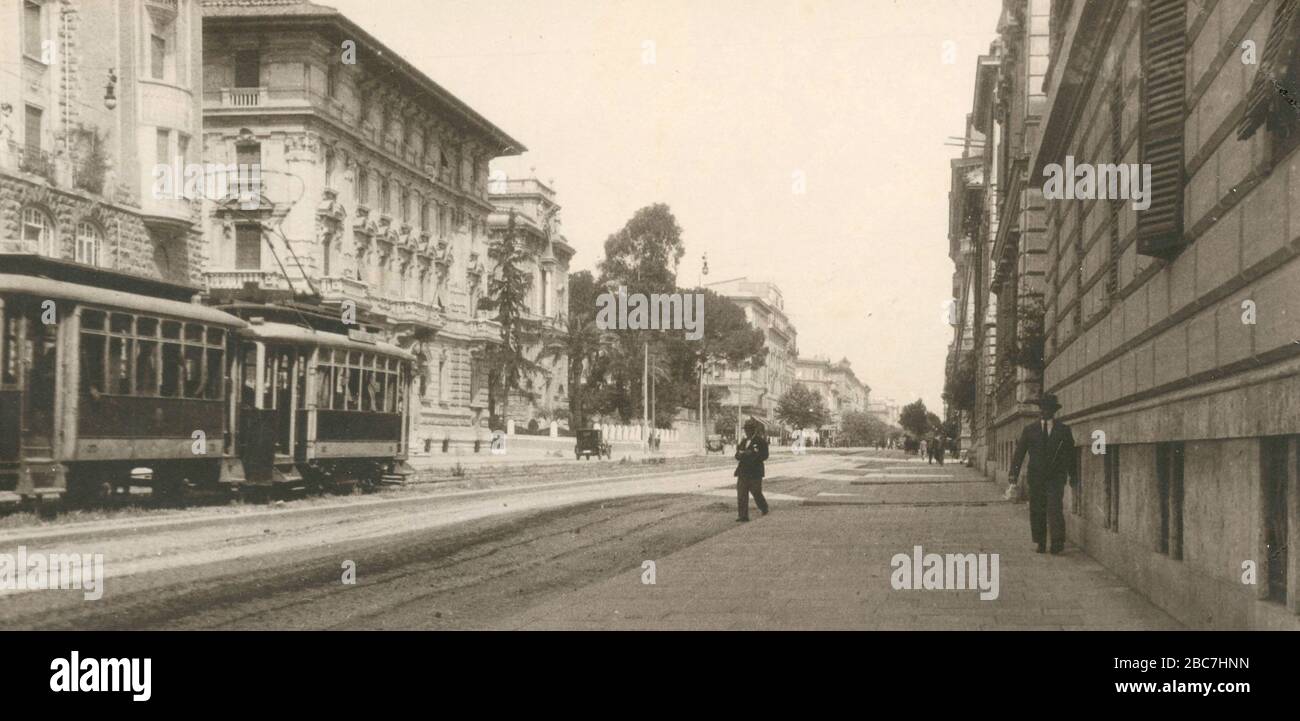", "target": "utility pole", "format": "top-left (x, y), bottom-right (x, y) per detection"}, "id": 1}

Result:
top-left (698, 252), bottom-right (709, 452)
top-left (642, 340), bottom-right (649, 450)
